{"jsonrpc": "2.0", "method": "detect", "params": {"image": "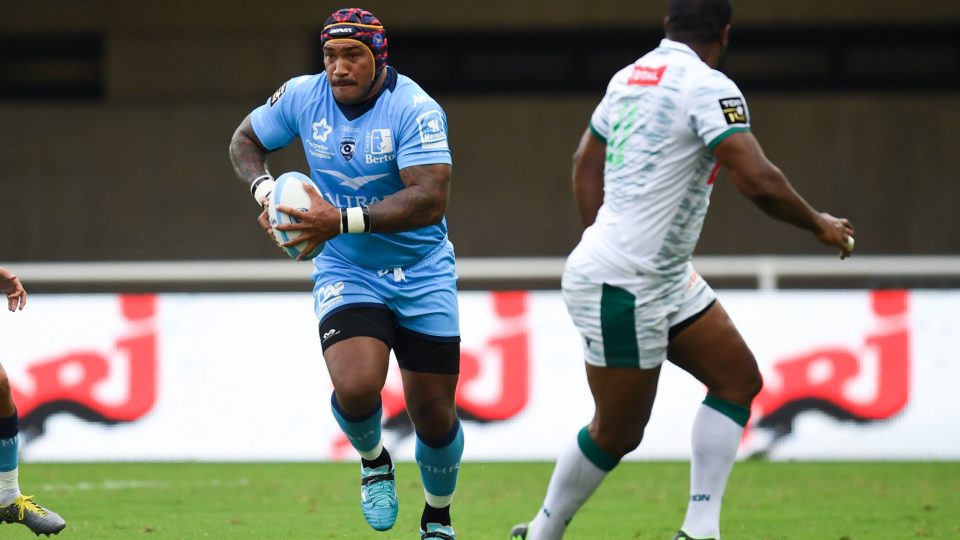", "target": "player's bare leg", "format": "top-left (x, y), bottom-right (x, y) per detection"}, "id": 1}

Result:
top-left (515, 365), bottom-right (660, 539)
top-left (402, 369), bottom-right (461, 540)
top-left (325, 337), bottom-right (399, 531)
top-left (667, 301), bottom-right (763, 540)
top-left (0, 365), bottom-right (66, 536)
